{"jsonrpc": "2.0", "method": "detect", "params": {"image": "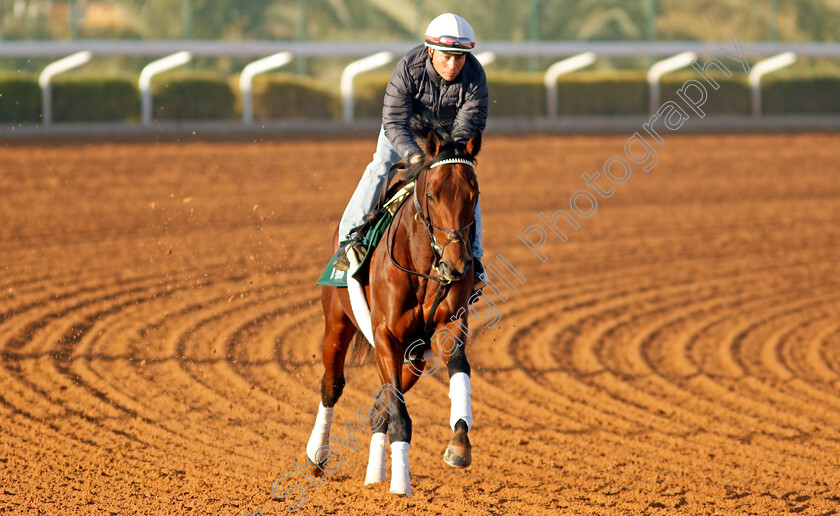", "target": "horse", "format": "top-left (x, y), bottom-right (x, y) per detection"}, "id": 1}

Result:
top-left (305, 119), bottom-right (481, 497)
